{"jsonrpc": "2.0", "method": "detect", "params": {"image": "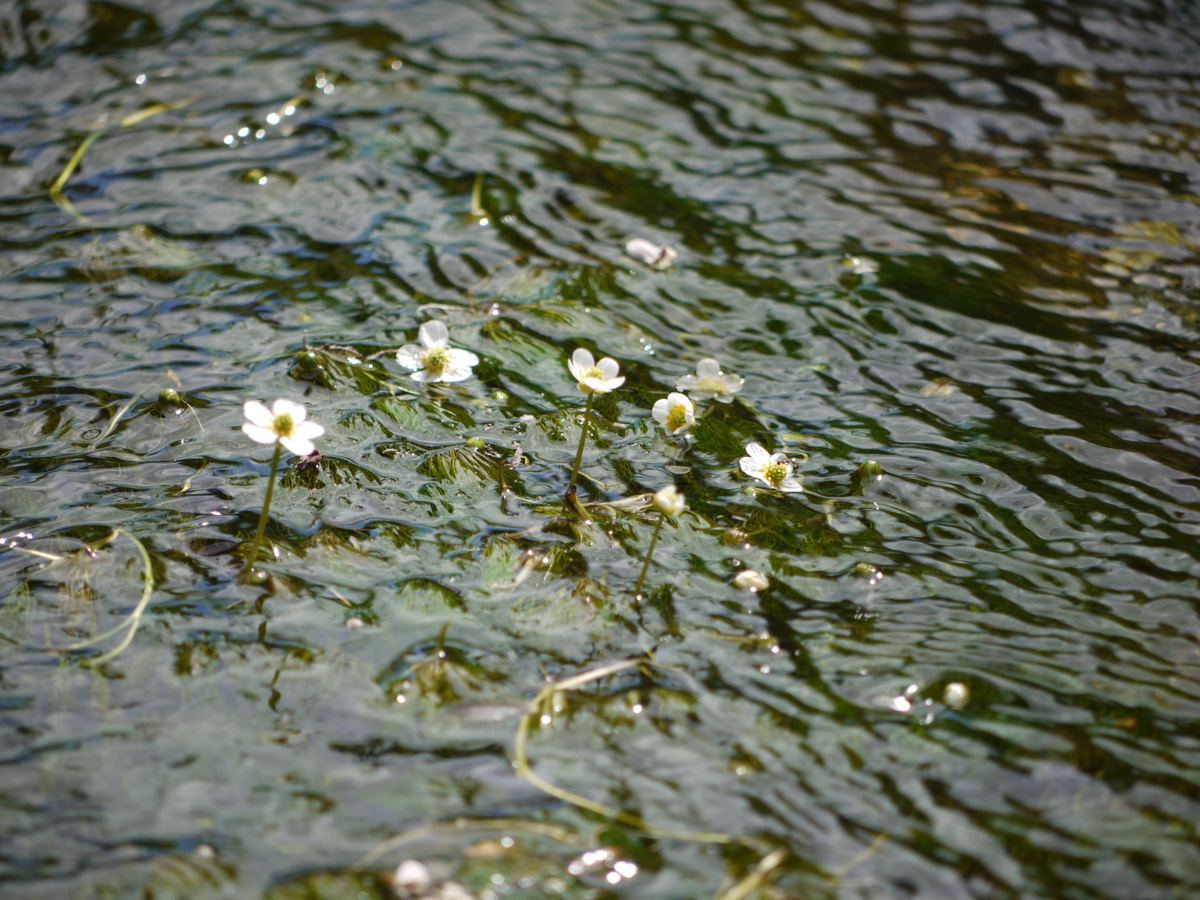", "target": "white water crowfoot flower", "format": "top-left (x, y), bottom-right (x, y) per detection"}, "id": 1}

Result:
top-left (565, 347), bottom-right (624, 498)
top-left (396, 320), bottom-right (479, 383)
top-left (677, 357), bottom-right (744, 403)
top-left (240, 399), bottom-right (324, 576)
top-left (739, 442), bottom-right (804, 493)
top-left (652, 392), bottom-right (695, 436)
top-left (626, 238), bottom-right (677, 270)
top-left (242, 399), bottom-right (324, 456)
top-left (567, 348), bottom-right (625, 394)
